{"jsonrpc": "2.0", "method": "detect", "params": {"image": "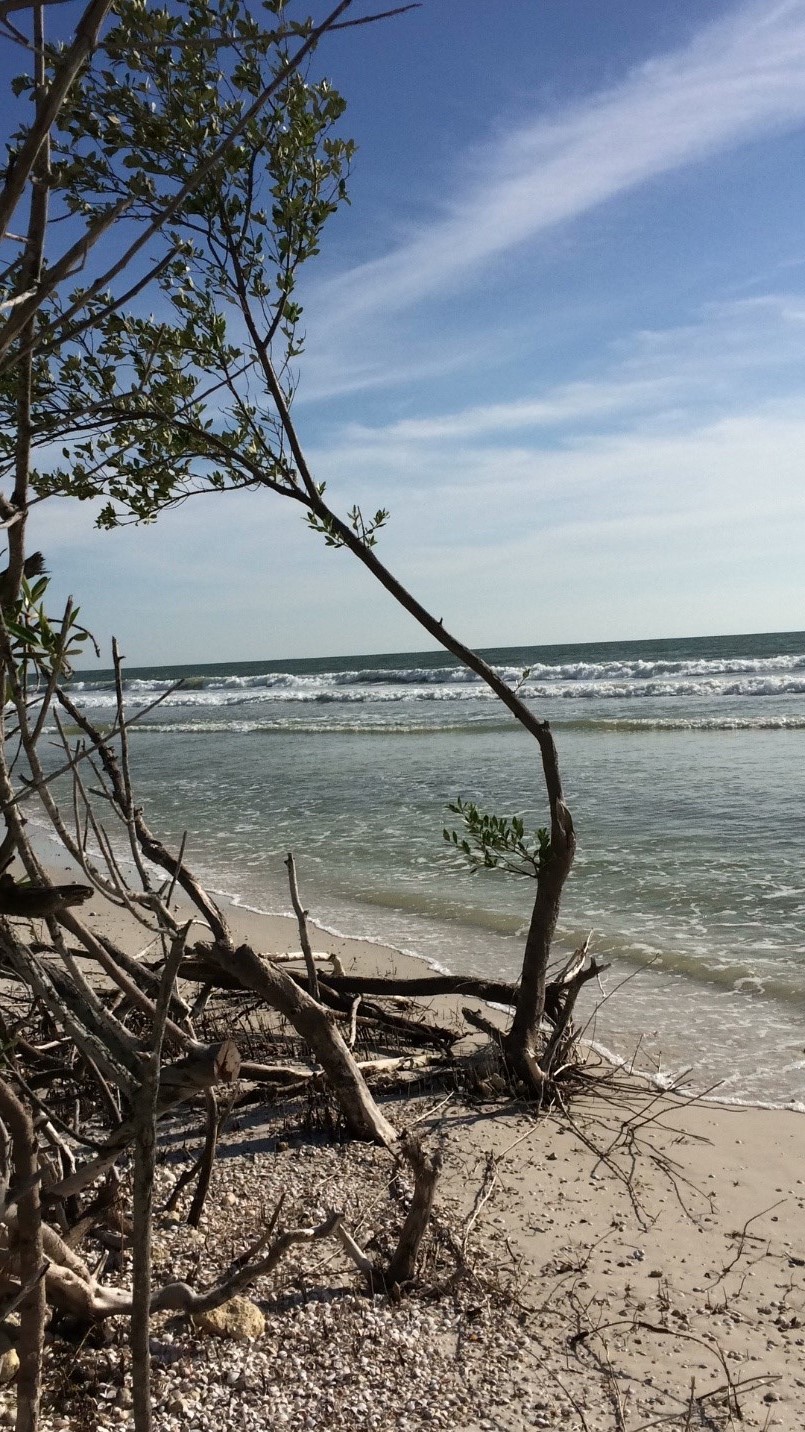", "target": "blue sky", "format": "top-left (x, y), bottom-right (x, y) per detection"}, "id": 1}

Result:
top-left (27, 0), bottom-right (805, 663)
